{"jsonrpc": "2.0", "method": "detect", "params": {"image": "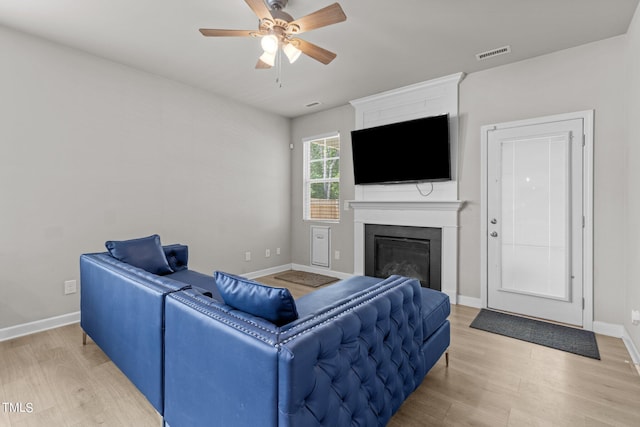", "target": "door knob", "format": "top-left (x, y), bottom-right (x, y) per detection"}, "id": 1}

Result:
top-left (490, 231), bottom-right (498, 237)
top-left (490, 218), bottom-right (497, 224)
